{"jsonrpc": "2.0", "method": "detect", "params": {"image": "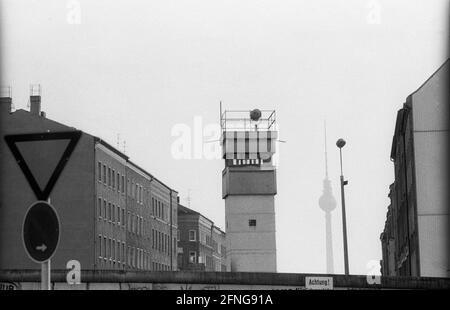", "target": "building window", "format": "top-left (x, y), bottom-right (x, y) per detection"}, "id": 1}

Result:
top-left (189, 230), bottom-right (196, 241)
top-left (136, 215), bottom-right (139, 234)
top-left (162, 233), bottom-right (165, 253)
top-left (189, 251), bottom-right (196, 264)
top-left (111, 204), bottom-right (115, 223)
top-left (116, 173), bottom-right (120, 192)
top-left (106, 238), bottom-right (110, 259)
top-left (103, 165), bottom-right (107, 183)
top-left (177, 230), bottom-right (180, 241)
top-left (112, 239), bottom-right (116, 261)
top-left (108, 167), bottom-right (111, 187)
top-left (112, 169), bottom-right (115, 189)
top-left (98, 198), bottom-right (102, 219)
top-left (117, 239), bottom-right (121, 262)
top-left (135, 183), bottom-right (139, 202)
top-left (152, 229), bottom-right (155, 249)
top-left (98, 235), bottom-right (102, 258)
top-left (122, 242), bottom-right (125, 264)
top-left (98, 162), bottom-right (102, 181)
top-left (249, 219), bottom-right (257, 227)
top-left (166, 235), bottom-right (169, 254)
top-left (103, 200), bottom-right (107, 221)
top-left (157, 231), bottom-right (160, 251)
top-left (121, 175), bottom-right (125, 193)
top-left (137, 185), bottom-right (140, 203)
